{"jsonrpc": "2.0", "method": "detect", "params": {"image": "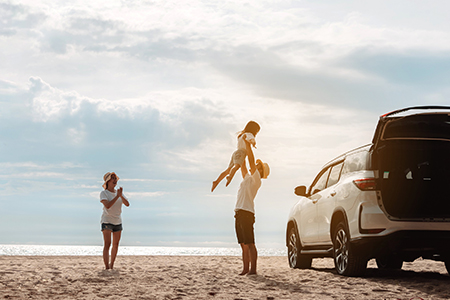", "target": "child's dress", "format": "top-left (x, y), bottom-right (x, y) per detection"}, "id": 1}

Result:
top-left (228, 133), bottom-right (256, 169)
